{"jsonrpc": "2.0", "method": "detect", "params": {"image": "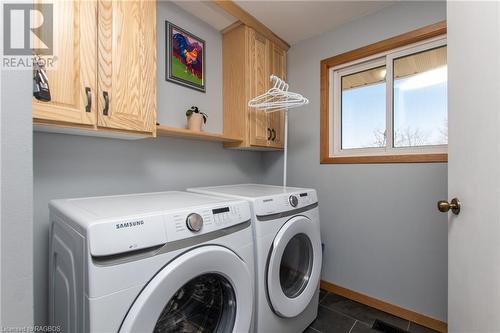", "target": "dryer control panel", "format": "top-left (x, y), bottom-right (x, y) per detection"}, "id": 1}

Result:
top-left (253, 189), bottom-right (318, 217)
